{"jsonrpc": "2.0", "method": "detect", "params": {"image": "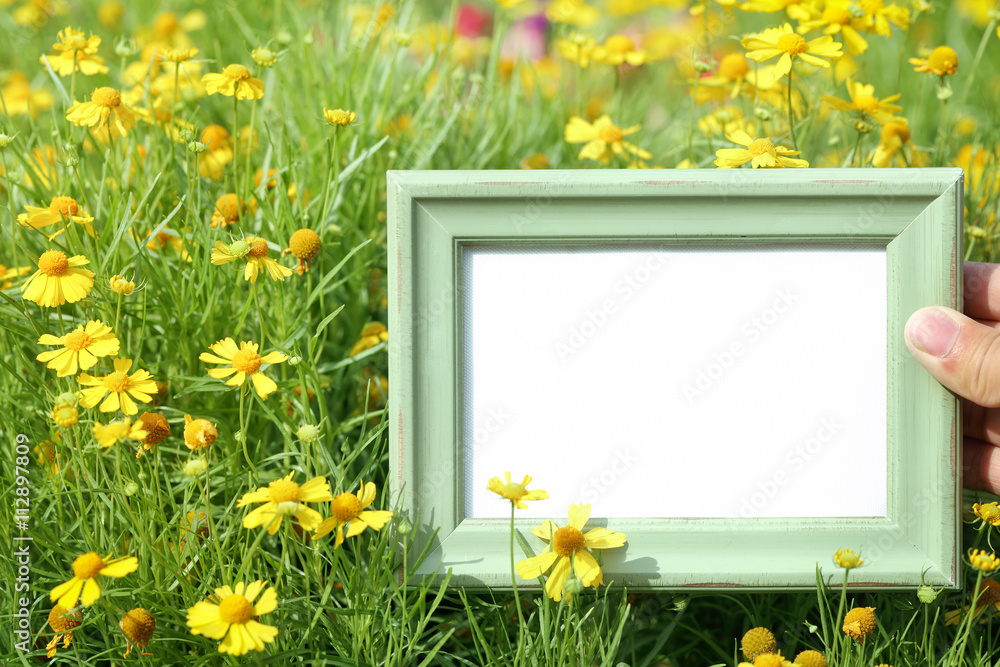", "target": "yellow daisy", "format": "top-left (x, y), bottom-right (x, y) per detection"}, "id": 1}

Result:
top-left (78, 357), bottom-right (157, 416)
top-left (833, 548), bottom-right (864, 569)
top-left (209, 193), bottom-right (244, 228)
top-left (1, 263), bottom-right (32, 290)
top-left (564, 115), bottom-right (652, 164)
top-left (22, 250), bottom-right (95, 307)
top-left (487, 472), bottom-right (550, 509)
top-left (714, 131), bottom-right (809, 168)
top-left (66, 87), bottom-right (136, 138)
top-left (970, 549), bottom-right (1000, 573)
top-left (556, 33), bottom-right (596, 68)
top-left (45, 605), bottom-right (82, 658)
top-left (120, 608), bottom-right (155, 658)
top-left (237, 471), bottom-right (333, 534)
top-left (590, 34), bottom-right (651, 66)
top-left (315, 479), bottom-right (393, 548)
top-left (871, 120), bottom-right (914, 167)
top-left (822, 79), bottom-right (903, 124)
top-left (50, 551), bottom-right (138, 608)
top-left (944, 579), bottom-right (1000, 625)
top-left (201, 64), bottom-right (265, 100)
top-left (211, 236), bottom-right (294, 283)
top-left (92, 418), bottom-right (148, 449)
top-left (40, 27), bottom-right (108, 76)
top-left (796, 1), bottom-right (869, 55)
top-left (36, 320), bottom-right (119, 376)
top-left (17, 195), bottom-right (95, 238)
top-left (909, 46), bottom-right (959, 76)
top-left (322, 108), bottom-right (356, 126)
top-left (515, 503), bottom-right (627, 601)
top-left (973, 502), bottom-right (1000, 527)
top-left (199, 338), bottom-right (287, 399)
top-left (349, 322), bottom-right (388, 355)
top-left (741, 23), bottom-right (843, 78)
top-left (186, 580), bottom-right (278, 655)
top-left (51, 402), bottom-right (78, 428)
top-left (545, 0), bottom-right (600, 27)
